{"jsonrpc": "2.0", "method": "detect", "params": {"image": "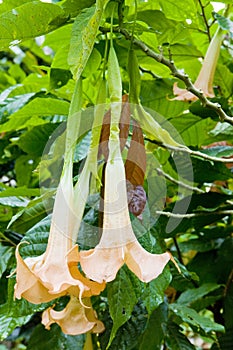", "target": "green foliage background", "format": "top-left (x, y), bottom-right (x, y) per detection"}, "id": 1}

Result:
top-left (0, 0), bottom-right (233, 349)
